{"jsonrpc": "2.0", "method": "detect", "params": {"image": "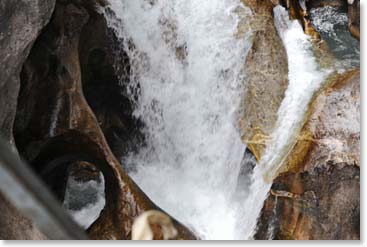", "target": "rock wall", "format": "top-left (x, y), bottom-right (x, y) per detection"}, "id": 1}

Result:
top-left (78, 7), bottom-right (145, 164)
top-left (0, 0), bottom-right (55, 142)
top-left (0, 0), bottom-right (55, 239)
top-left (13, 0), bottom-right (195, 240)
